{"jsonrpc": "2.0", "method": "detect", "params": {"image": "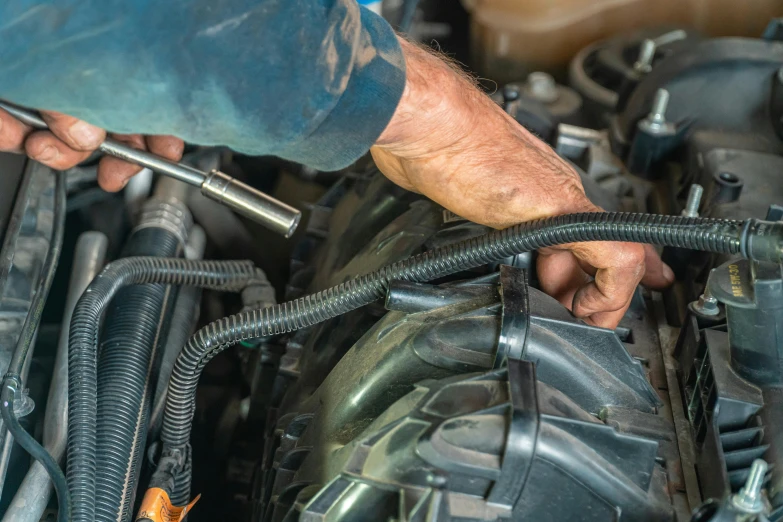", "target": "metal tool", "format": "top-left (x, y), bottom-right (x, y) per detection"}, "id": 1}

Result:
top-left (0, 101), bottom-right (301, 238)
